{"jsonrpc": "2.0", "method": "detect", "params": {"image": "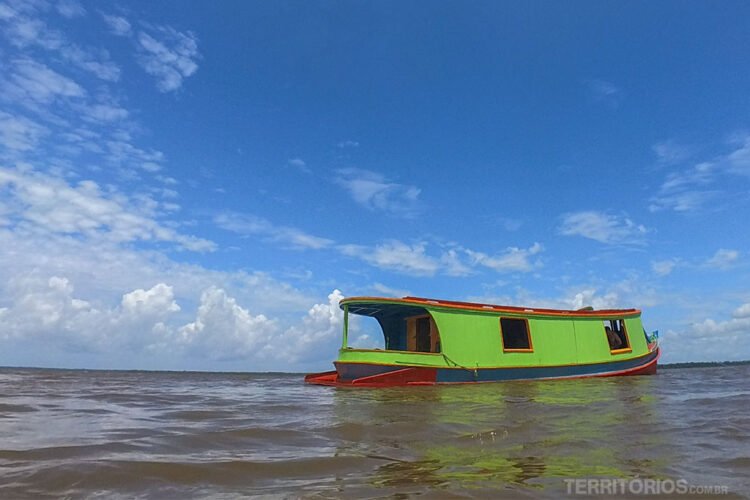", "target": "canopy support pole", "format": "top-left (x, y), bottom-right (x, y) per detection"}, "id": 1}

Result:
top-left (341, 304), bottom-right (349, 349)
